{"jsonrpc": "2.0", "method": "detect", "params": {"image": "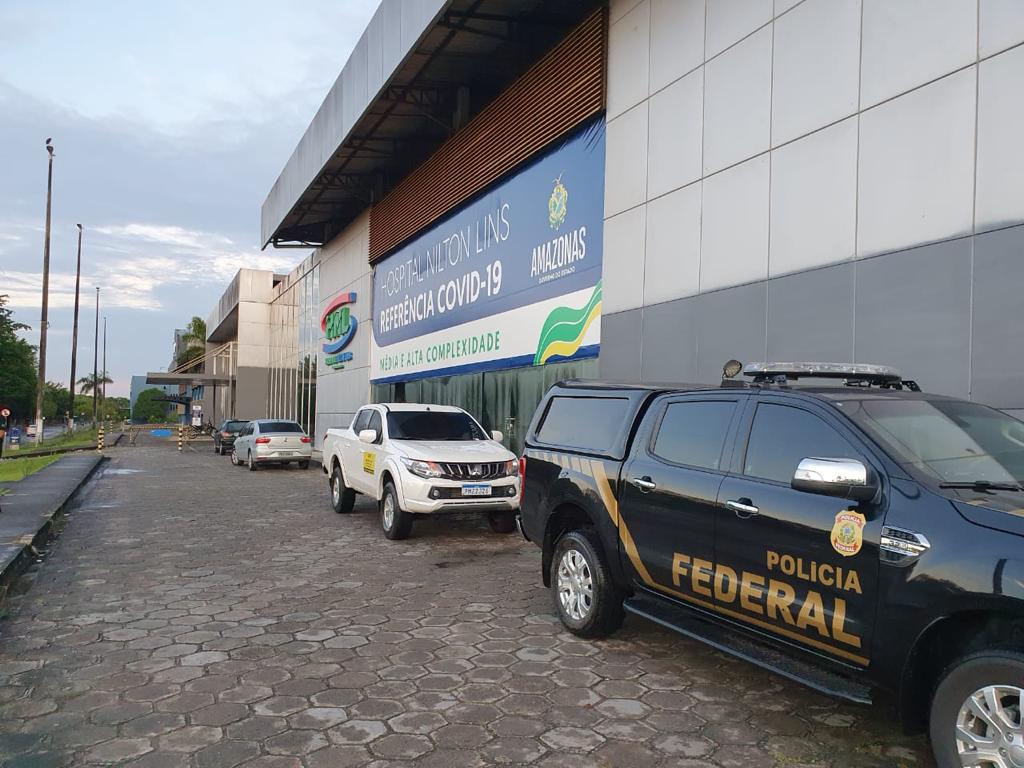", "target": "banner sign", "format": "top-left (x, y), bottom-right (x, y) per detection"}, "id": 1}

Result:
top-left (370, 118), bottom-right (605, 383)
